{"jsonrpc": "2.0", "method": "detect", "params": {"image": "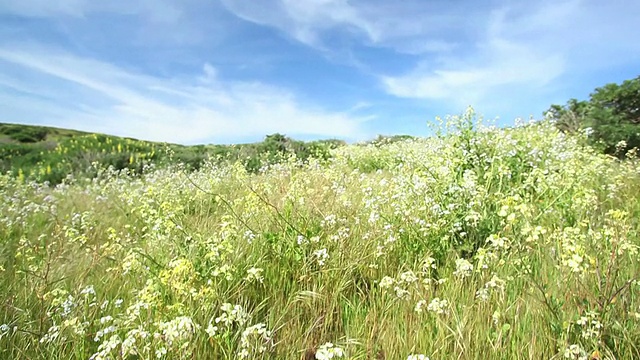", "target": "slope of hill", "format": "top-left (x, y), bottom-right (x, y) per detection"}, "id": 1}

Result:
top-left (0, 122), bottom-right (346, 184)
